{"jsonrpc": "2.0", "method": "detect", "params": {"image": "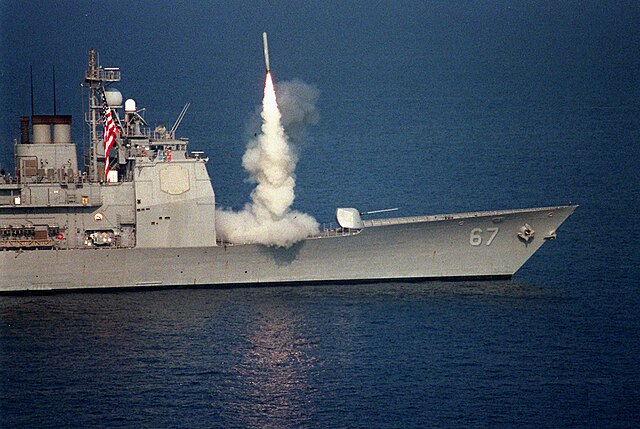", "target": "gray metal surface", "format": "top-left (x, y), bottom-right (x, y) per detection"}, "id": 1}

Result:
top-left (0, 50), bottom-right (578, 293)
top-left (0, 205), bottom-right (577, 292)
